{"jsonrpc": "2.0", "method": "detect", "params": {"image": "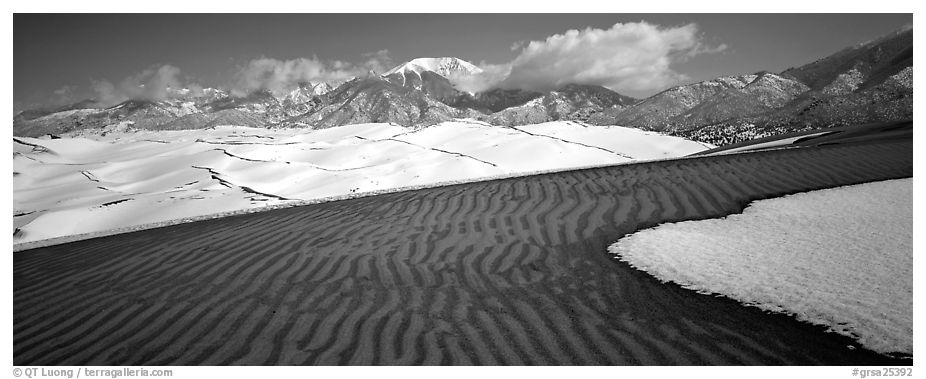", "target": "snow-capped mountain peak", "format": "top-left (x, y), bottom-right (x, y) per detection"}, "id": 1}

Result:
top-left (385, 57), bottom-right (483, 78)
top-left (277, 82), bottom-right (337, 103)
